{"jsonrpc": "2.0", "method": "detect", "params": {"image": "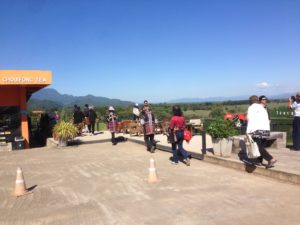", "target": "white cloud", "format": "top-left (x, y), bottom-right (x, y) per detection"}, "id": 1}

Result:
top-left (256, 82), bottom-right (272, 89)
